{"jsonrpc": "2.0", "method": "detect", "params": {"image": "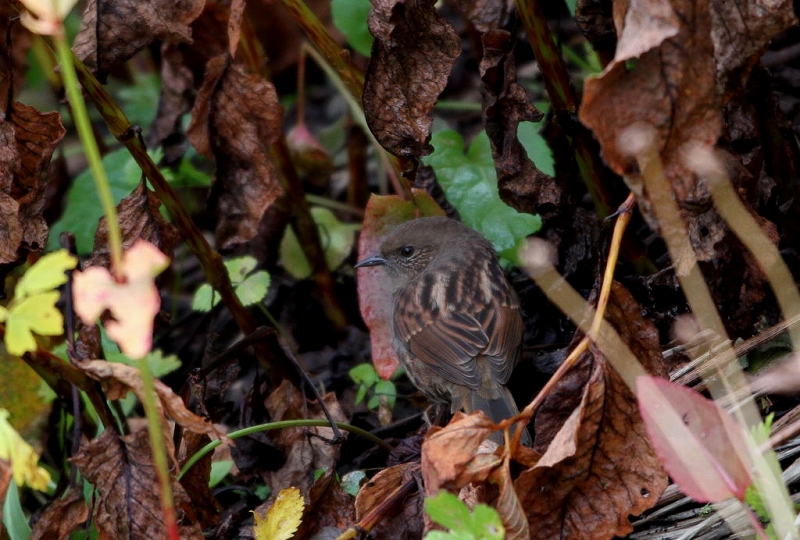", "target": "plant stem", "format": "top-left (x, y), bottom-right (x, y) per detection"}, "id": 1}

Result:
top-left (53, 37), bottom-right (123, 275)
top-left (139, 359), bottom-right (179, 539)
